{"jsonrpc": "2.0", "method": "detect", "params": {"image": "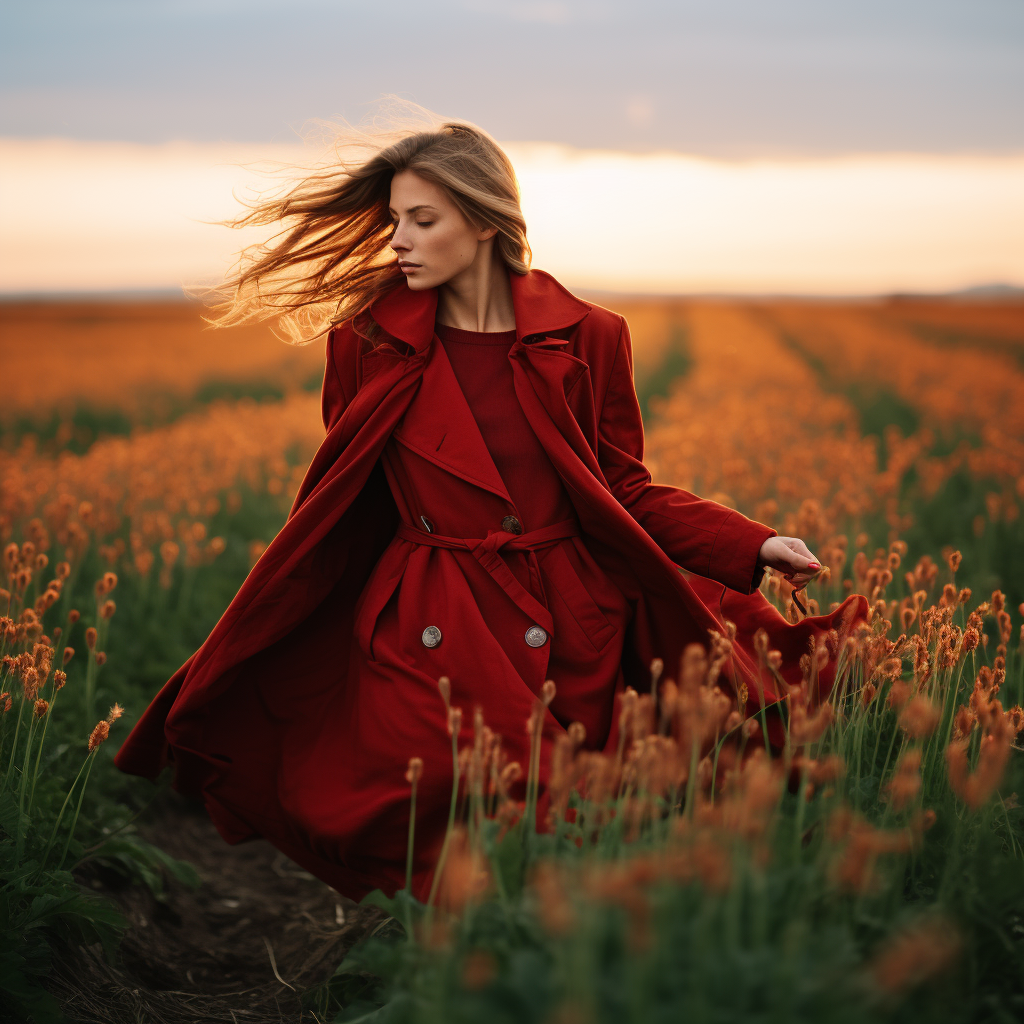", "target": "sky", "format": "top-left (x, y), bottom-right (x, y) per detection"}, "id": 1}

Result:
top-left (3, 1), bottom-right (1023, 295)
top-left (5, 0), bottom-right (1023, 155)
